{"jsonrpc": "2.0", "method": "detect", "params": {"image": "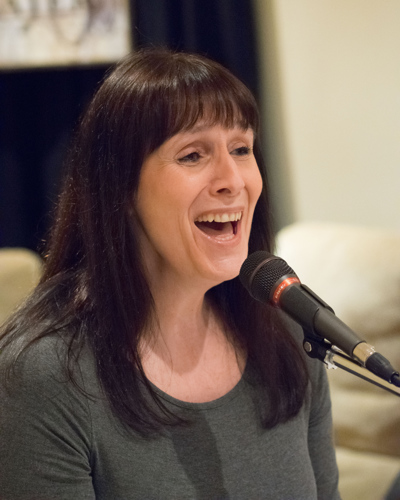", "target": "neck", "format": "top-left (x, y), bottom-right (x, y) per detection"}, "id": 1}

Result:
top-left (142, 280), bottom-right (217, 359)
top-left (138, 265), bottom-right (245, 402)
